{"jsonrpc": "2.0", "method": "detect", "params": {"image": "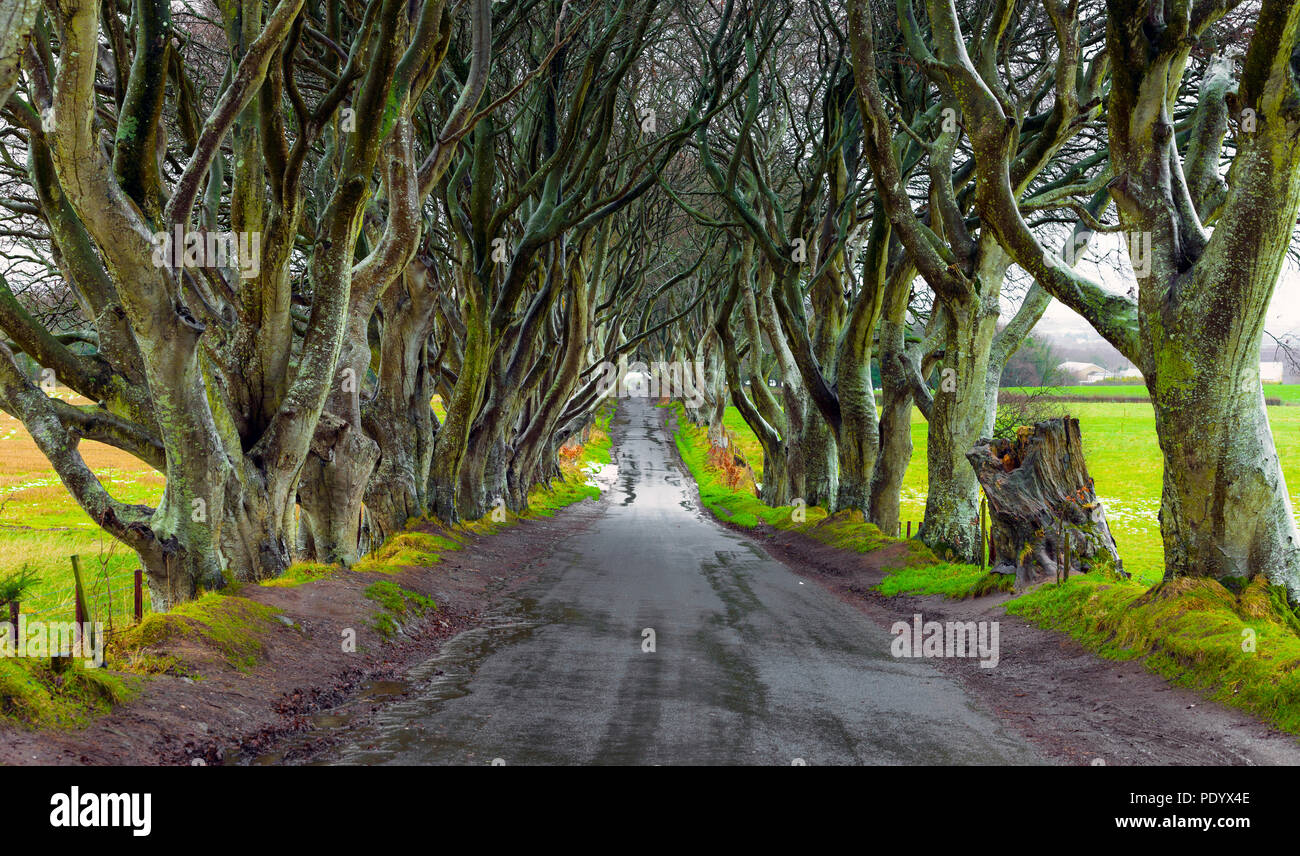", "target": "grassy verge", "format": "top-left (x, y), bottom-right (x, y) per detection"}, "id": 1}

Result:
top-left (876, 562), bottom-right (1015, 598)
top-left (2, 590), bottom-right (279, 729)
top-left (365, 580), bottom-right (437, 639)
top-left (1007, 575), bottom-right (1300, 734)
top-left (669, 403), bottom-right (948, 577)
top-left (110, 592), bottom-right (282, 674)
top-left (0, 658), bottom-right (136, 730)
